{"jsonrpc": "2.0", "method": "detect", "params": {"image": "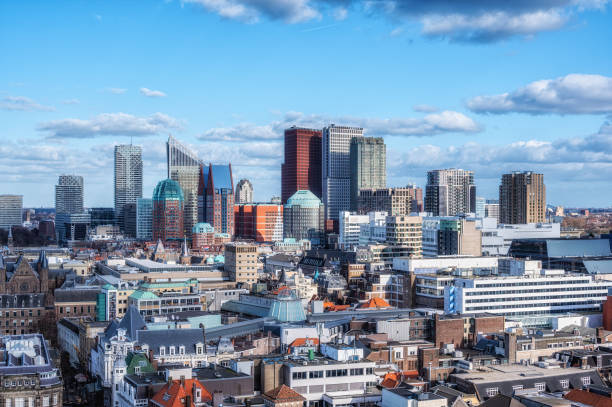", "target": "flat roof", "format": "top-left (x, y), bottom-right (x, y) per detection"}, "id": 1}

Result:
top-left (452, 365), bottom-right (596, 384)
